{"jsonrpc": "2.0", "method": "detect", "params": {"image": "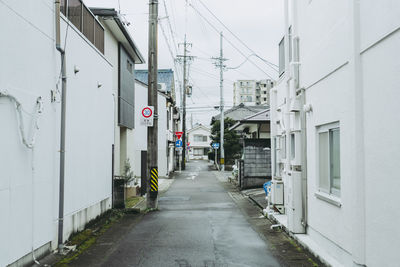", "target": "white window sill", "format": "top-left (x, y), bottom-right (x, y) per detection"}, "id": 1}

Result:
top-left (314, 191), bottom-right (342, 207)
